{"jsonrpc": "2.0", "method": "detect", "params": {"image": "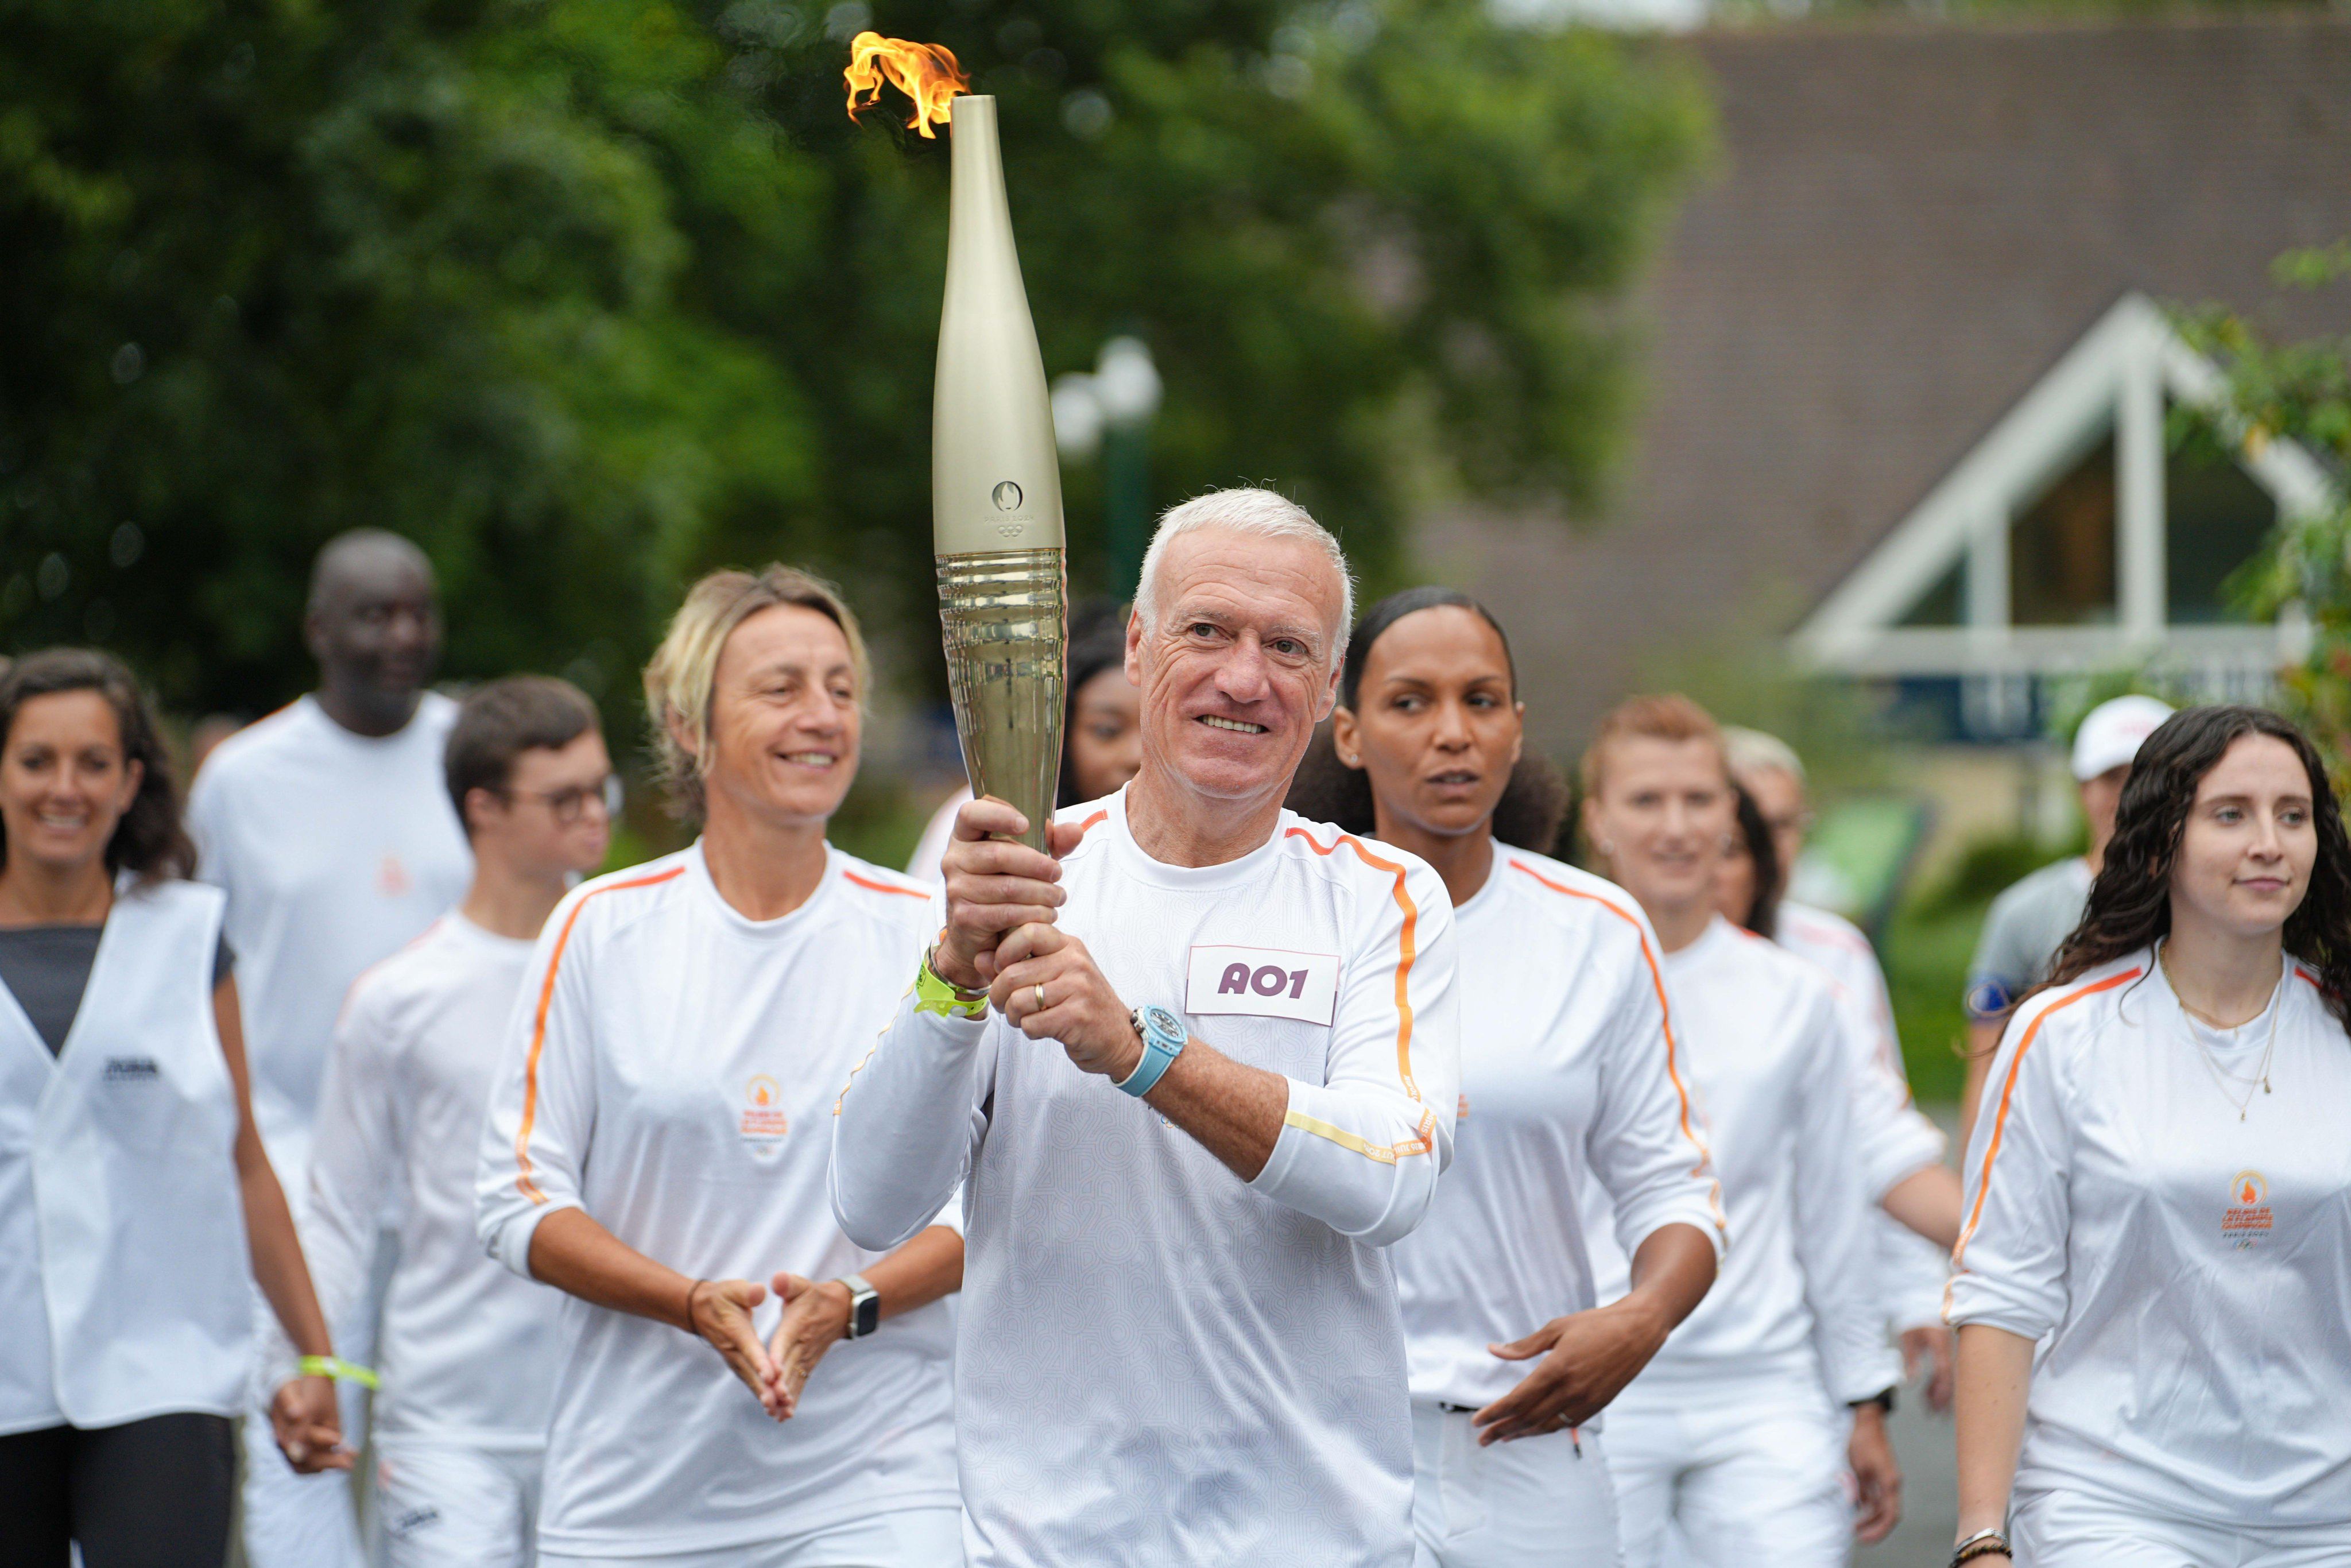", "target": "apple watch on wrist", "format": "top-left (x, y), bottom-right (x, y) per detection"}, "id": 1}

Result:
top-left (837, 1273), bottom-right (880, 1339)
top-left (1117, 1005), bottom-right (1187, 1098)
